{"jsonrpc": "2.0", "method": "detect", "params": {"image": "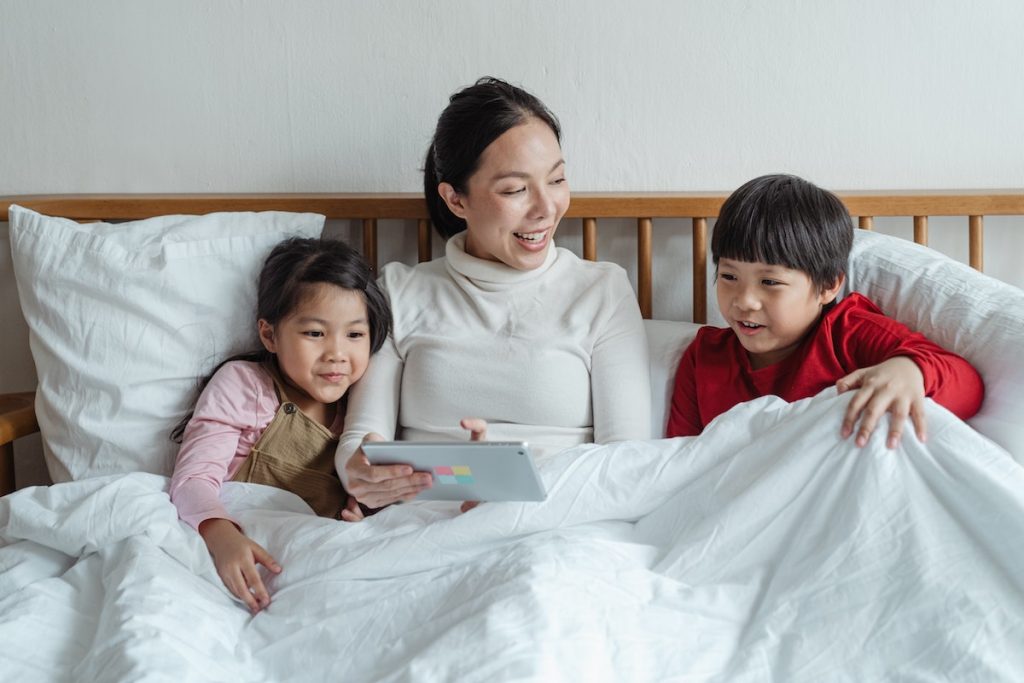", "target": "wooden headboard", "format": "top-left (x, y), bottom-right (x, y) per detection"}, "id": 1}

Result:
top-left (3, 191), bottom-right (1023, 323)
